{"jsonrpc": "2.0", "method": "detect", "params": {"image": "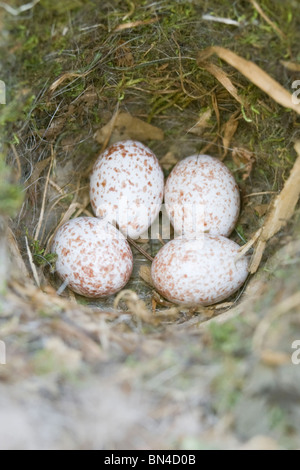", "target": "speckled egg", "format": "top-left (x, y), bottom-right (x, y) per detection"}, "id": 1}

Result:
top-left (52, 217), bottom-right (133, 298)
top-left (90, 140), bottom-right (164, 239)
top-left (151, 234), bottom-right (249, 306)
top-left (165, 155), bottom-right (240, 237)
